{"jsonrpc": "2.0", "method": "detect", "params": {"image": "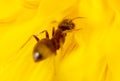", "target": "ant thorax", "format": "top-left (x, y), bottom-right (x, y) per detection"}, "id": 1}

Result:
top-left (51, 28), bottom-right (66, 50)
